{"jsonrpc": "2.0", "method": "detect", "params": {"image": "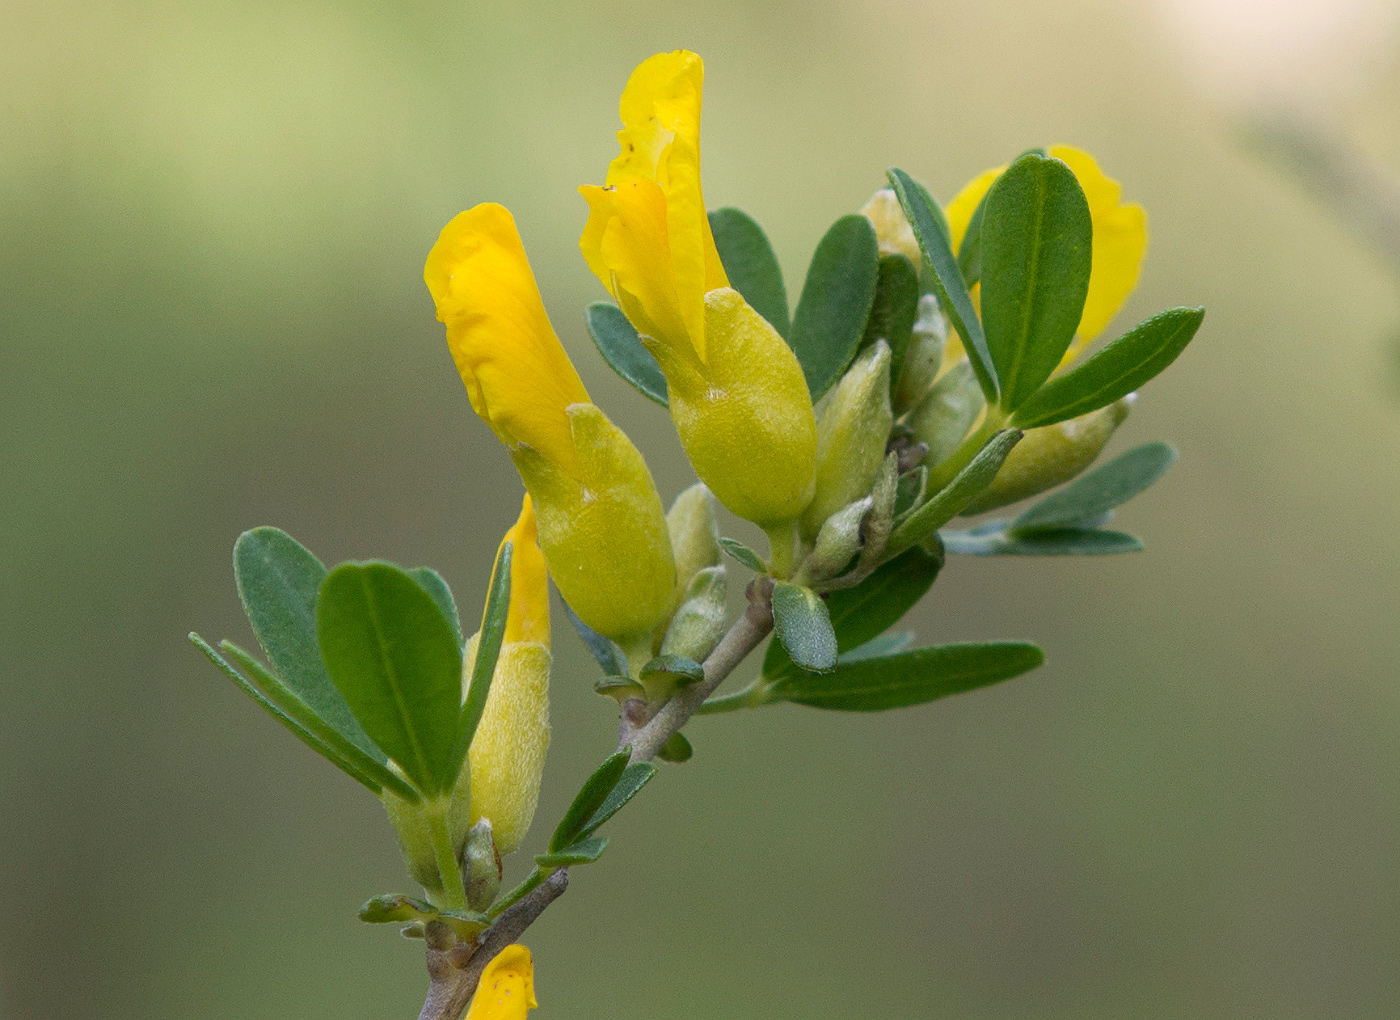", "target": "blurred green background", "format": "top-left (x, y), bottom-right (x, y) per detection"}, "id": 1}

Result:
top-left (5, 0), bottom-right (1400, 1017)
